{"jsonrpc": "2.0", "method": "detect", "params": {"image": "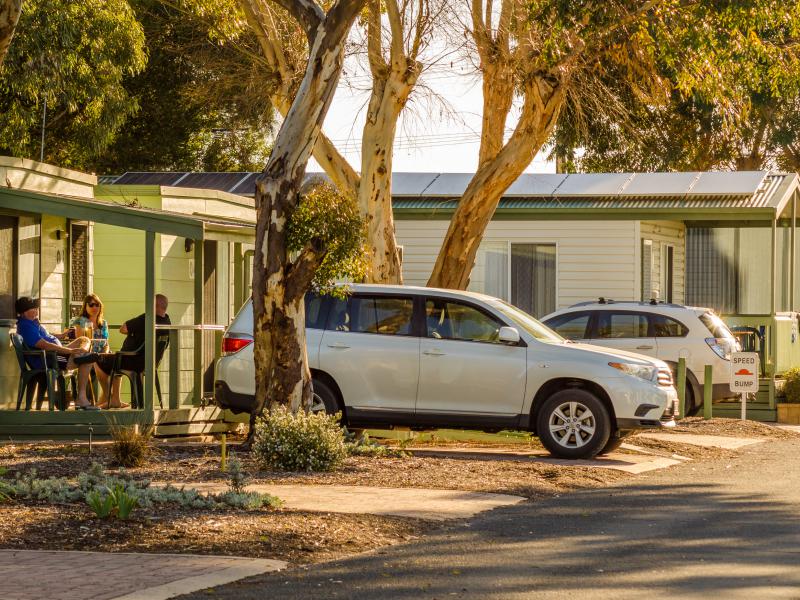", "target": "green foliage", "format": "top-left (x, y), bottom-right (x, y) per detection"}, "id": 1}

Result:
top-left (550, 2), bottom-right (800, 173)
top-left (108, 420), bottom-right (154, 468)
top-left (93, 0), bottom-right (274, 173)
top-left (86, 490), bottom-right (115, 519)
top-left (252, 406), bottom-right (348, 472)
top-left (783, 367), bottom-right (800, 404)
top-left (226, 453), bottom-right (248, 494)
top-left (345, 431), bottom-right (408, 458)
top-left (0, 0), bottom-right (146, 169)
top-left (287, 182), bottom-right (368, 295)
top-left (6, 462), bottom-right (280, 512)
